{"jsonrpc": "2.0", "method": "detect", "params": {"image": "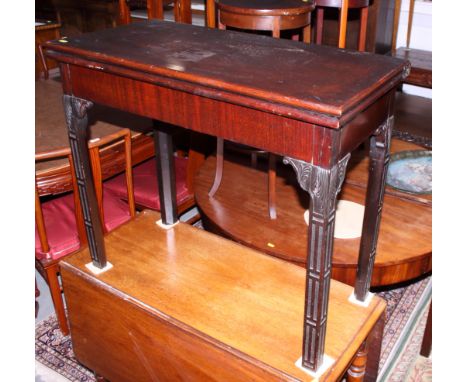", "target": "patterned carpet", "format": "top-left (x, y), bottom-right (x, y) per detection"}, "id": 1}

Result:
top-left (35, 276), bottom-right (431, 382)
